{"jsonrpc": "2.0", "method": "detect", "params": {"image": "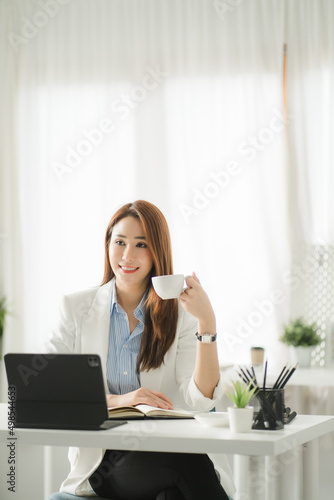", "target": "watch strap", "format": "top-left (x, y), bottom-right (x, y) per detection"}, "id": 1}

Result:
top-left (195, 332), bottom-right (217, 343)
